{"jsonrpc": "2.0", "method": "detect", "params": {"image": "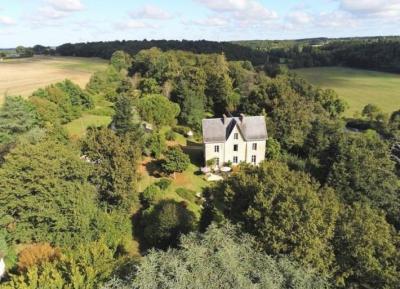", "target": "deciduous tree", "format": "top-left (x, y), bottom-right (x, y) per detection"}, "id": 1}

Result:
top-left (334, 202), bottom-right (400, 289)
top-left (141, 200), bottom-right (196, 249)
top-left (327, 131), bottom-right (400, 227)
top-left (161, 146), bottom-right (190, 177)
top-left (0, 140), bottom-right (98, 246)
top-left (81, 126), bottom-right (141, 207)
top-left (205, 161), bottom-right (339, 274)
top-left (132, 223), bottom-right (330, 289)
top-left (110, 50), bottom-right (132, 71)
top-left (0, 96), bottom-right (39, 144)
top-left (137, 94), bottom-right (180, 127)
